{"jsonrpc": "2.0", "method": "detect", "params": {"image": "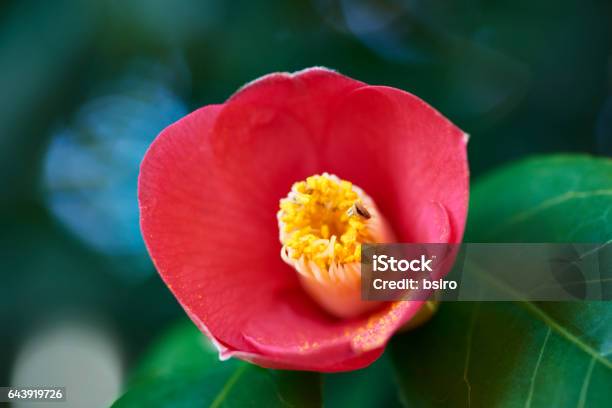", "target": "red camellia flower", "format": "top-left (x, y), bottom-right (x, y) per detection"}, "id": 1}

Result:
top-left (138, 67), bottom-right (469, 372)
